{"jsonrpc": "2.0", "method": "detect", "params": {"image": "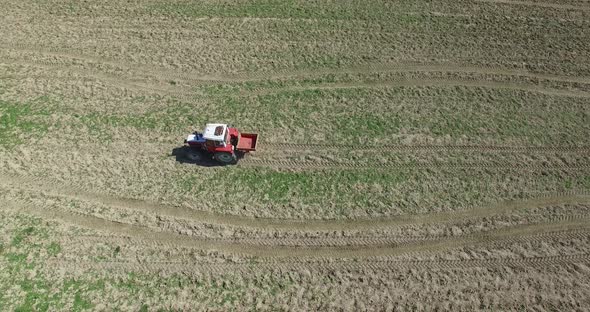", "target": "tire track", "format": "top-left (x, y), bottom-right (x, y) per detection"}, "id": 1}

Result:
top-left (15, 138), bottom-right (587, 154)
top-left (257, 64), bottom-right (590, 85)
top-left (1, 172), bottom-right (589, 232)
top-left (4, 49), bottom-right (590, 100)
top-left (6, 59), bottom-right (589, 101)
top-left (242, 79), bottom-right (590, 98)
top-left (51, 228), bottom-right (590, 273)
top-left (5, 136), bottom-right (587, 159)
top-left (475, 0), bottom-right (590, 11)
top-left (57, 225), bottom-right (590, 248)
top-left (261, 142), bottom-right (590, 154)
top-left (3, 198), bottom-right (590, 259)
top-left (44, 254), bottom-right (590, 275)
top-left (0, 46), bottom-right (235, 85)
top-left (51, 229), bottom-right (590, 274)
top-left (0, 59), bottom-right (199, 101)
top-left (2, 45), bottom-right (590, 85)
top-left (238, 159), bottom-right (590, 170)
